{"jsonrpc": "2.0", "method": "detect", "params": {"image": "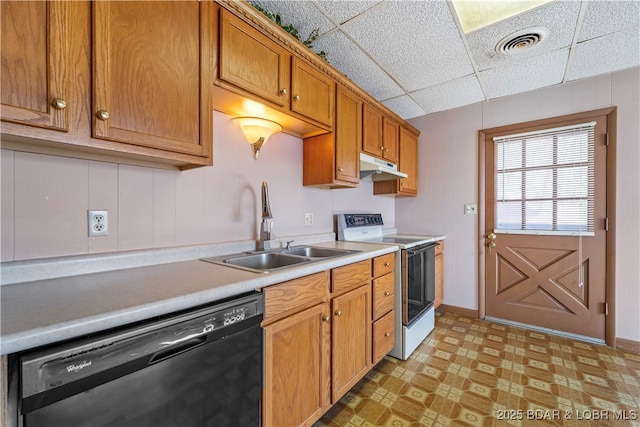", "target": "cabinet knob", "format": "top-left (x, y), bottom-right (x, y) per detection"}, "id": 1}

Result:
top-left (280, 88), bottom-right (288, 95)
top-left (322, 315), bottom-right (330, 322)
top-left (339, 167), bottom-right (344, 172)
top-left (335, 310), bottom-right (342, 317)
top-left (384, 291), bottom-right (391, 296)
top-left (96, 110), bottom-right (110, 120)
top-left (294, 95), bottom-right (300, 101)
top-left (384, 262), bottom-right (390, 267)
top-left (384, 332), bottom-right (390, 337)
top-left (400, 182), bottom-right (405, 187)
top-left (51, 98), bottom-right (67, 110)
